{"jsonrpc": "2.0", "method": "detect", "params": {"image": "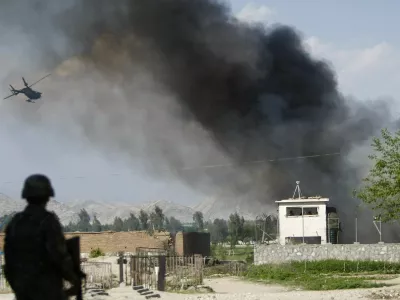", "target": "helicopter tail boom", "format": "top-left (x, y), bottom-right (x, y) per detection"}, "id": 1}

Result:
top-left (9, 85), bottom-right (18, 94)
